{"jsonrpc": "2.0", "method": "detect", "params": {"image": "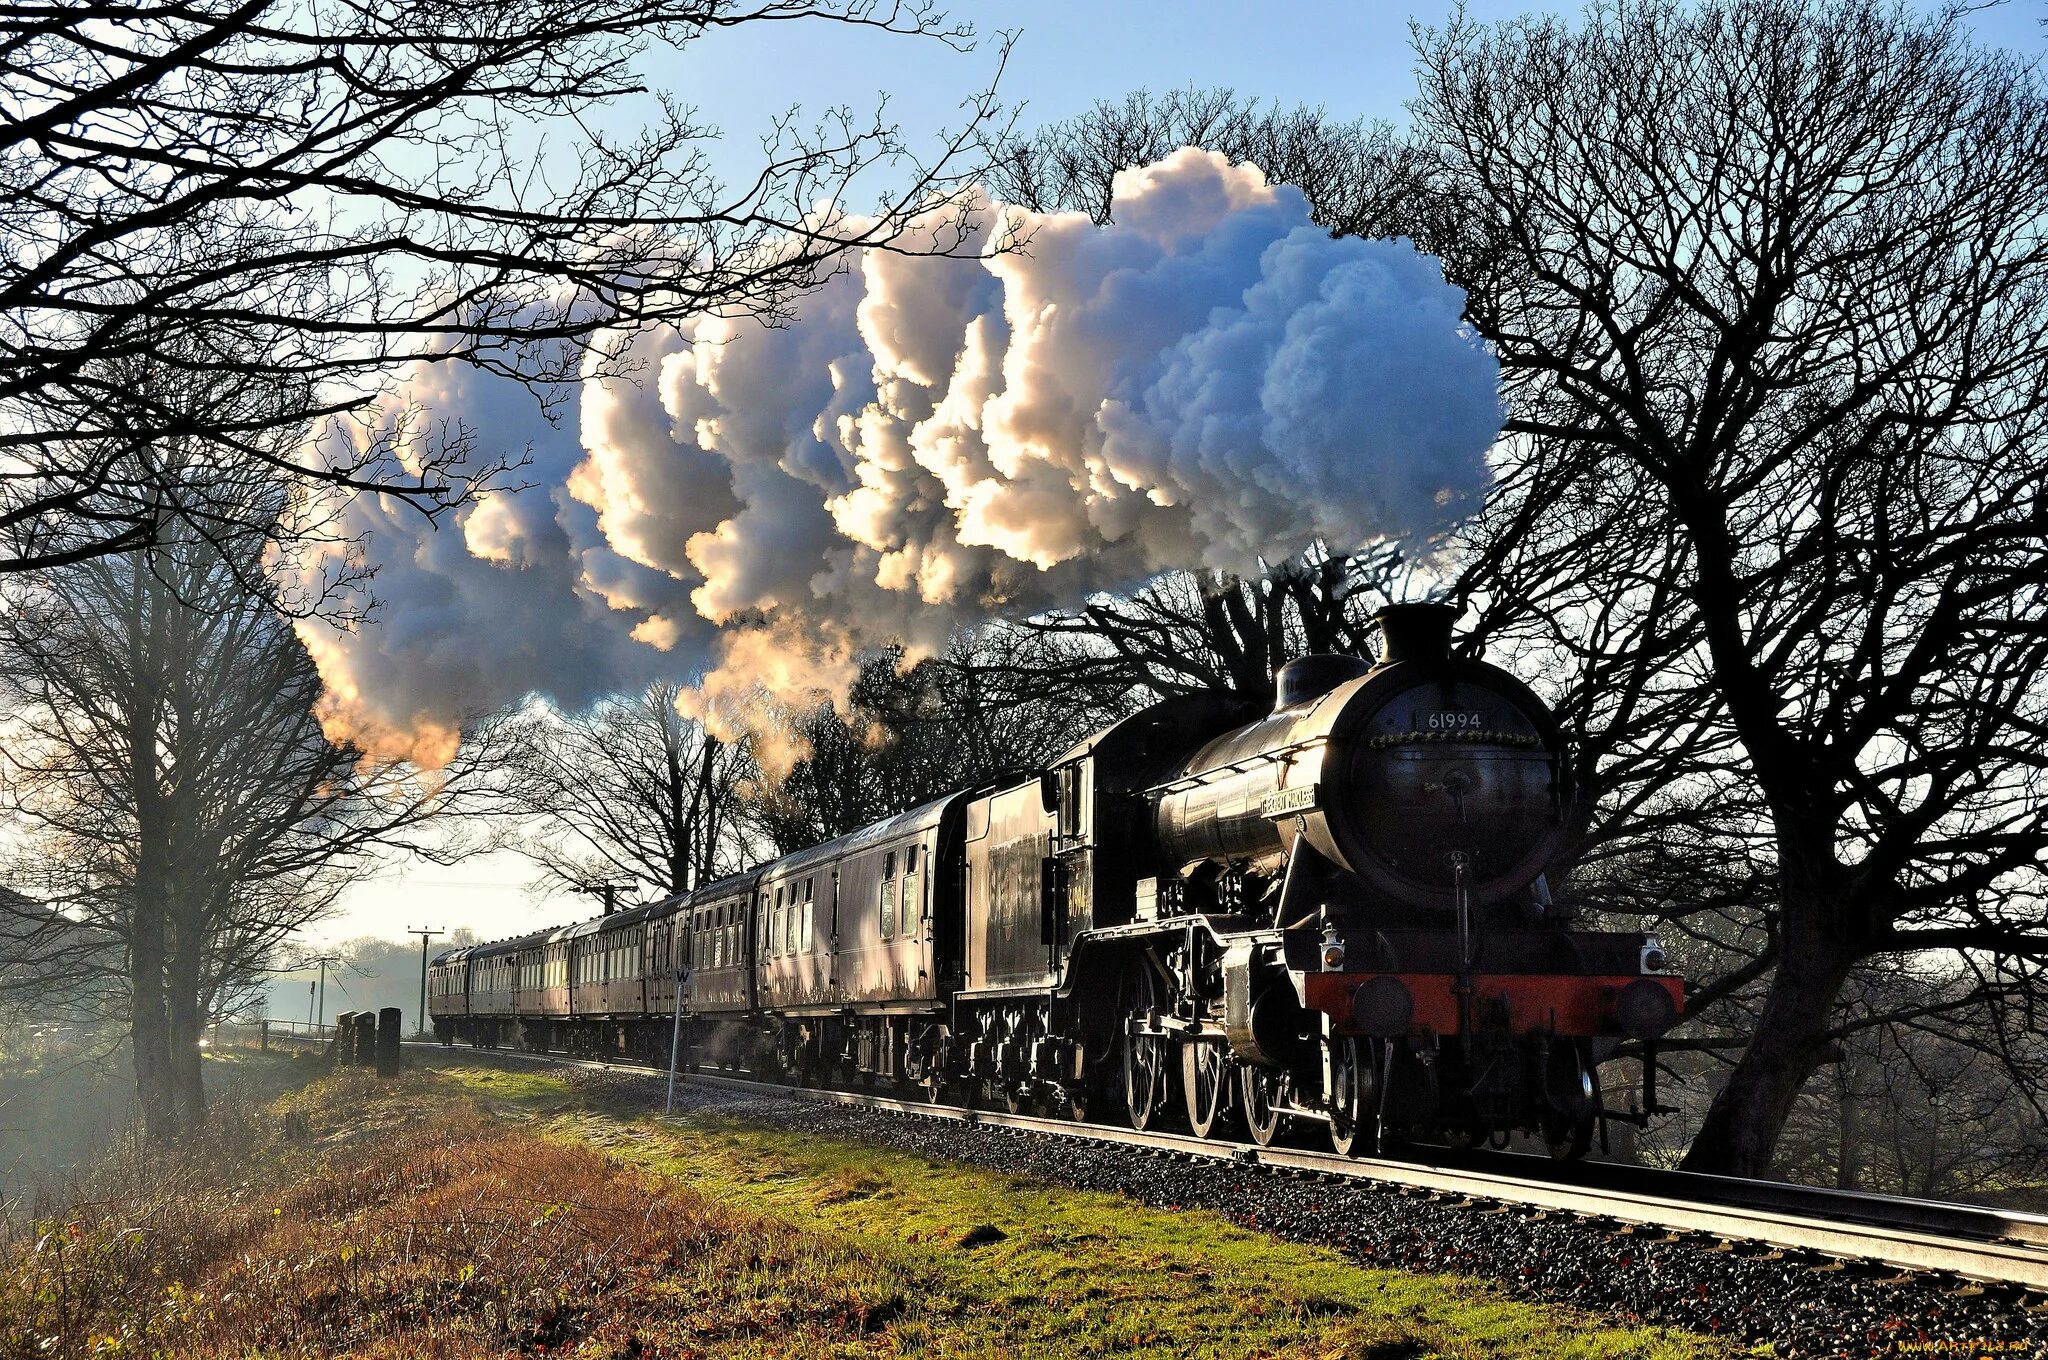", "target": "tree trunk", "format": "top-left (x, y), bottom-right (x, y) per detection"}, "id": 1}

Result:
top-left (1835, 1057), bottom-right (1860, 1191)
top-left (1680, 904), bottom-right (1855, 1177)
top-left (166, 905), bottom-right (207, 1129)
top-left (127, 593), bottom-right (179, 1143)
top-left (129, 898), bottom-right (176, 1142)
